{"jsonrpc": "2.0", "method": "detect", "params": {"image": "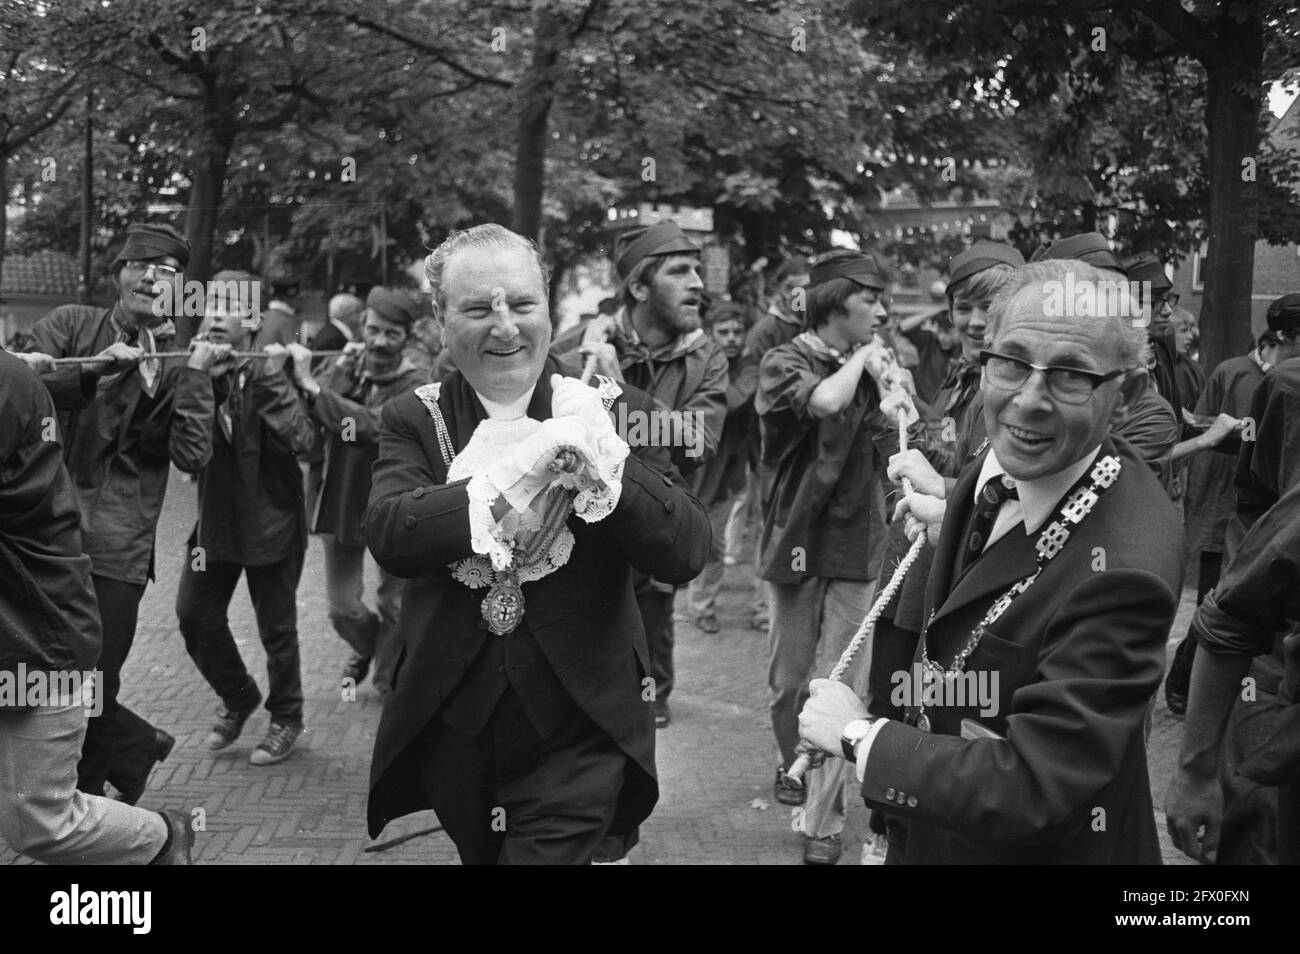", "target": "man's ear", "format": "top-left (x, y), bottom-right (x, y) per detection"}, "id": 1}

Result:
top-left (629, 278), bottom-right (650, 304)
